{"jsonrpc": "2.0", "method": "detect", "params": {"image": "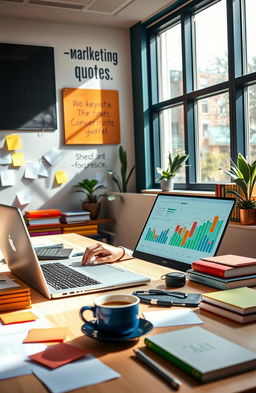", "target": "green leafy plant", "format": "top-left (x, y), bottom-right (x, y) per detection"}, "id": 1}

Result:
top-left (223, 153), bottom-right (256, 209)
top-left (107, 145), bottom-right (135, 192)
top-left (73, 178), bottom-right (106, 203)
top-left (156, 152), bottom-right (189, 180)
